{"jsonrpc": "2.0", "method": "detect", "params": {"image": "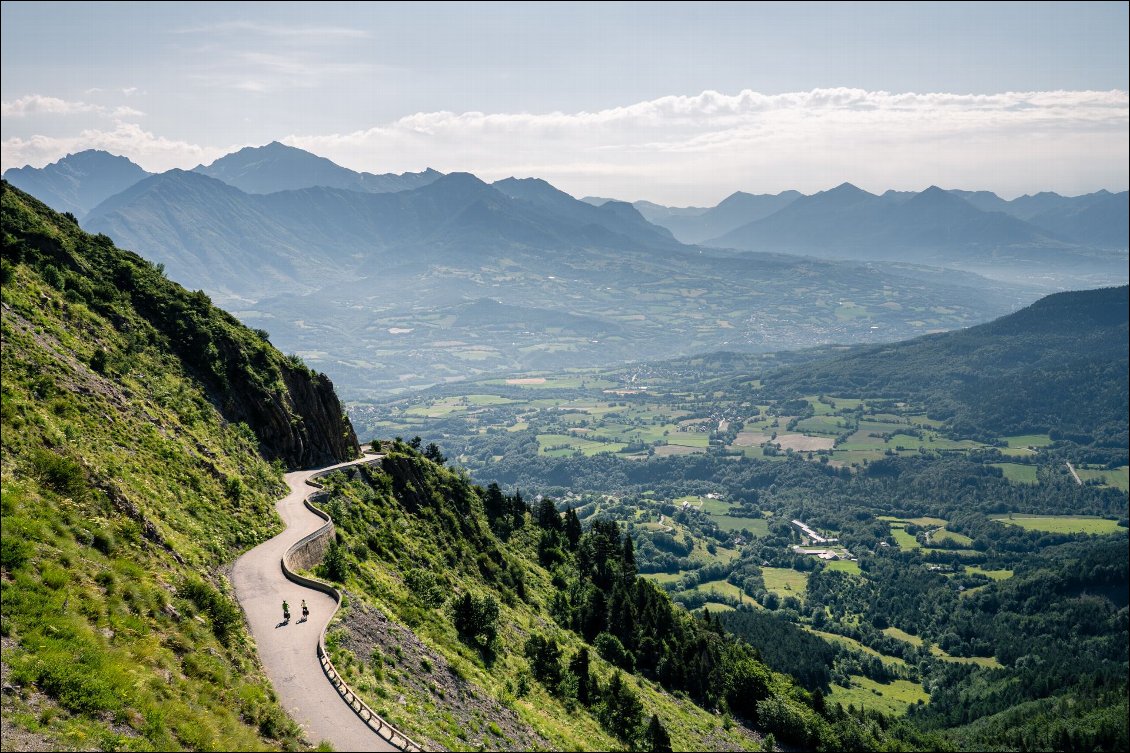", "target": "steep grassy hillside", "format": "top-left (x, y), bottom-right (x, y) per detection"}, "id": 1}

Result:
top-left (1, 182), bottom-right (358, 750)
top-left (307, 442), bottom-right (946, 752)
